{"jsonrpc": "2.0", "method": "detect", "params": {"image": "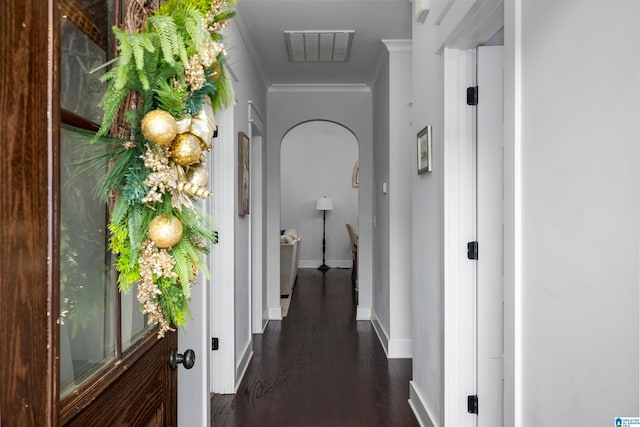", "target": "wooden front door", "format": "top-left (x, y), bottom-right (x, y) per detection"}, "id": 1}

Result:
top-left (60, 332), bottom-right (177, 426)
top-left (0, 1), bottom-right (178, 425)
